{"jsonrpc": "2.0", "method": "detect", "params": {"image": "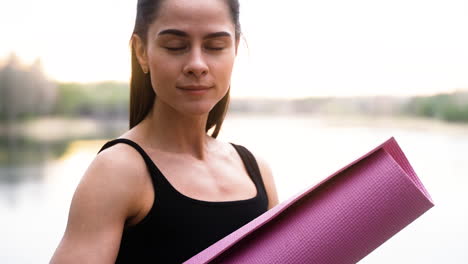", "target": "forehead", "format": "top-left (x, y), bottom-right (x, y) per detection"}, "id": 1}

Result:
top-left (153, 0), bottom-right (235, 35)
